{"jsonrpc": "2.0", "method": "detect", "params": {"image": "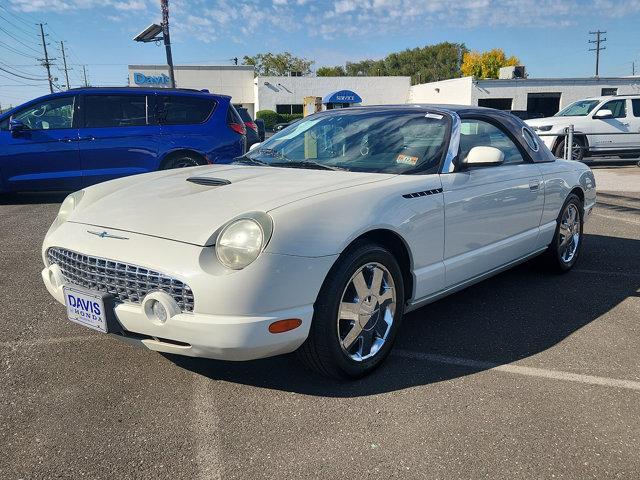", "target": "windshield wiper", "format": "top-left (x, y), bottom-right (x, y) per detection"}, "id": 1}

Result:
top-left (232, 155), bottom-right (269, 166)
top-left (270, 160), bottom-right (345, 171)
